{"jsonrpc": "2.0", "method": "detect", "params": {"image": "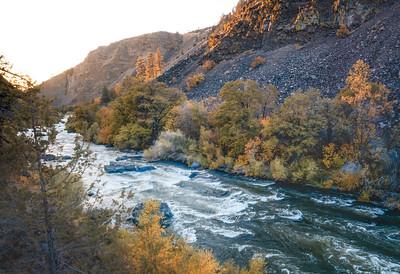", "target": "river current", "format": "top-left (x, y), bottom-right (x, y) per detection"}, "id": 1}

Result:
top-left (50, 117), bottom-right (400, 273)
